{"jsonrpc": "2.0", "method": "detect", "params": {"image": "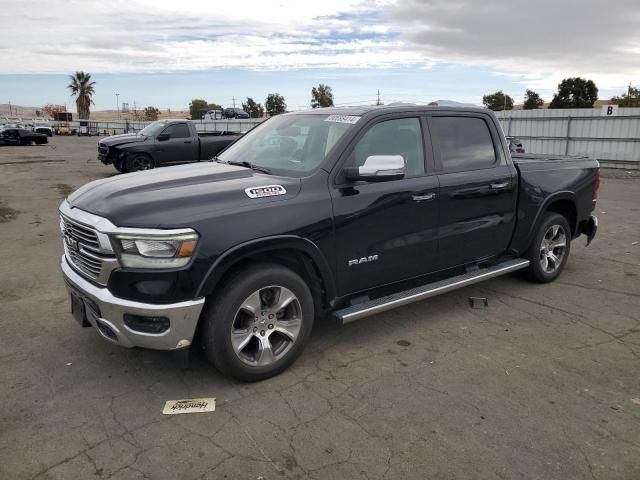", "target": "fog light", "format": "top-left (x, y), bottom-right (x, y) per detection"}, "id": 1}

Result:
top-left (123, 314), bottom-right (170, 334)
